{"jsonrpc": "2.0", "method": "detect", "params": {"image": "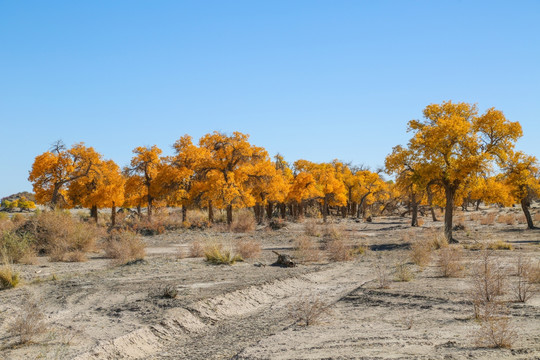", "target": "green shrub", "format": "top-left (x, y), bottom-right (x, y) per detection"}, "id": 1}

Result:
top-left (204, 244), bottom-right (243, 265)
top-left (0, 231), bottom-right (36, 264)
